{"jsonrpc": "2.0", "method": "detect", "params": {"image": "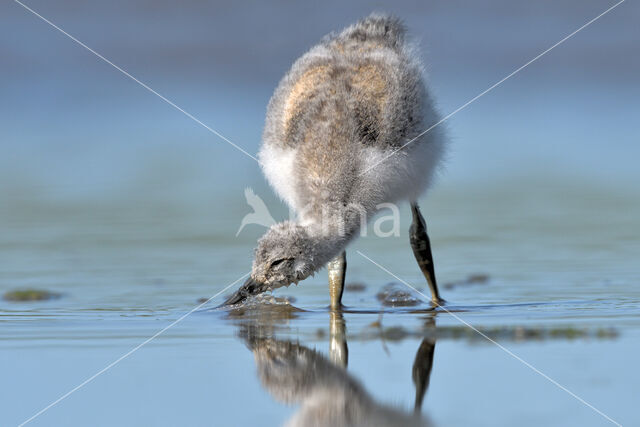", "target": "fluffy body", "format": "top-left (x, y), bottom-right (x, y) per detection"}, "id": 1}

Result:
top-left (252, 14), bottom-right (446, 290)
